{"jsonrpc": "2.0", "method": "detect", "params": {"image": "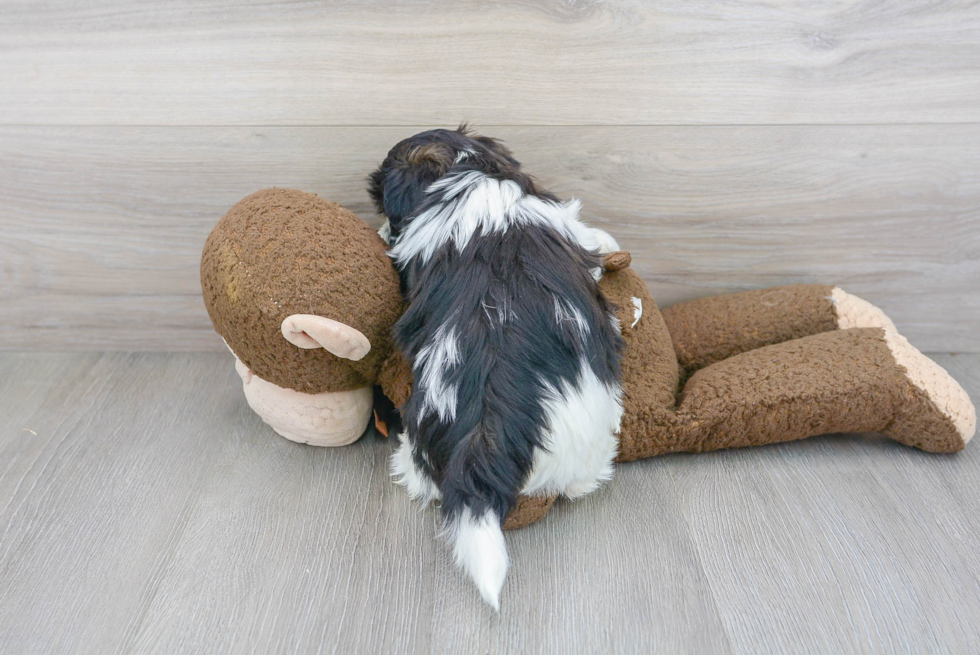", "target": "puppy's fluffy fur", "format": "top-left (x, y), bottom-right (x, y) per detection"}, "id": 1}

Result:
top-left (369, 126), bottom-right (624, 609)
